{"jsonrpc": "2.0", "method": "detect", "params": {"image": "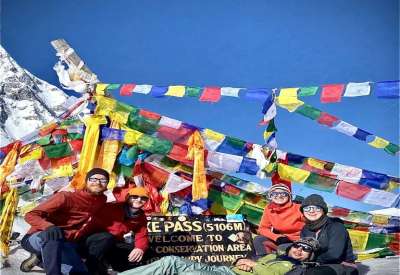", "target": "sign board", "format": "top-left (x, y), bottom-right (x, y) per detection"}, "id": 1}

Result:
top-left (145, 214), bottom-right (254, 266)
